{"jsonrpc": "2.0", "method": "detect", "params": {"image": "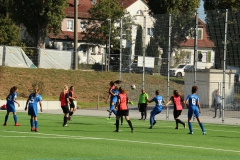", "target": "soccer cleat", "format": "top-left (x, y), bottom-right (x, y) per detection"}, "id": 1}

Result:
top-left (121, 123), bottom-right (123, 125)
top-left (63, 124), bottom-right (68, 127)
top-left (148, 126), bottom-right (153, 129)
top-left (188, 132), bottom-right (193, 134)
top-left (129, 101), bottom-right (134, 105)
top-left (106, 117), bottom-right (111, 120)
top-left (175, 127), bottom-right (178, 130)
top-left (153, 120), bottom-right (156, 126)
top-left (131, 130), bottom-right (134, 133)
top-left (3, 123), bottom-right (8, 126)
top-left (35, 129), bottom-right (38, 132)
top-left (138, 118), bottom-right (143, 120)
top-left (213, 116), bottom-right (216, 118)
top-left (15, 123), bottom-right (20, 126)
top-left (31, 128), bottom-right (35, 131)
top-left (203, 132), bottom-right (207, 135)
